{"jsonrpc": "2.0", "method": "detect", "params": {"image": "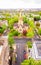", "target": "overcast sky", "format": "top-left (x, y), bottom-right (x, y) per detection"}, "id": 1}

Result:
top-left (0, 0), bottom-right (41, 9)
